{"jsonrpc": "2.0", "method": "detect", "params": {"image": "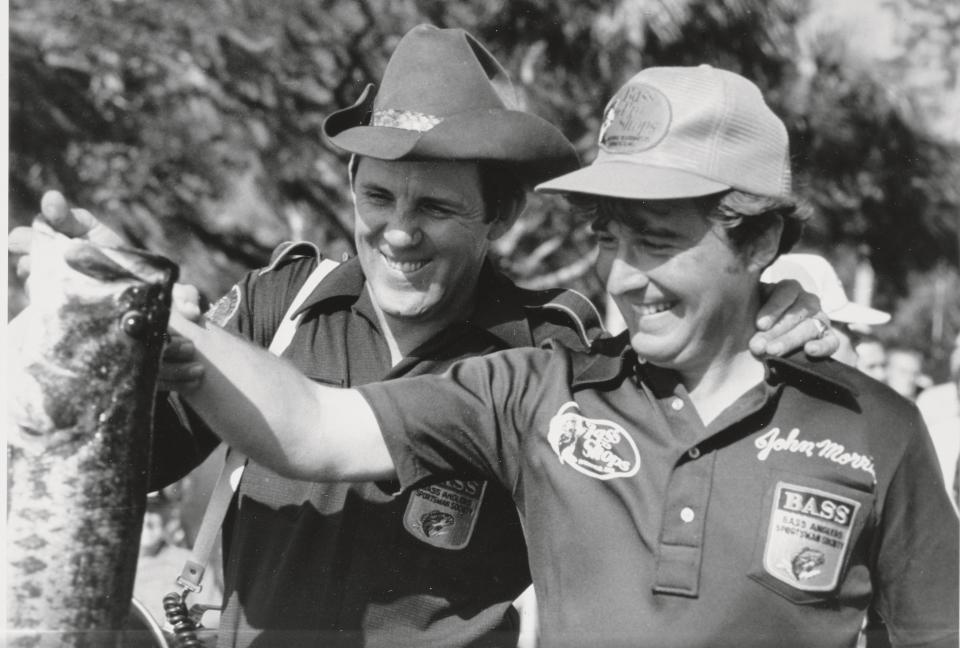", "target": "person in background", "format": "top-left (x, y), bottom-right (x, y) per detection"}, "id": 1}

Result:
top-left (853, 333), bottom-right (888, 383)
top-left (916, 331), bottom-right (960, 506)
top-left (9, 27), bottom-right (837, 648)
top-left (161, 64), bottom-right (959, 648)
top-left (885, 346), bottom-right (930, 400)
top-left (761, 252), bottom-right (891, 367)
